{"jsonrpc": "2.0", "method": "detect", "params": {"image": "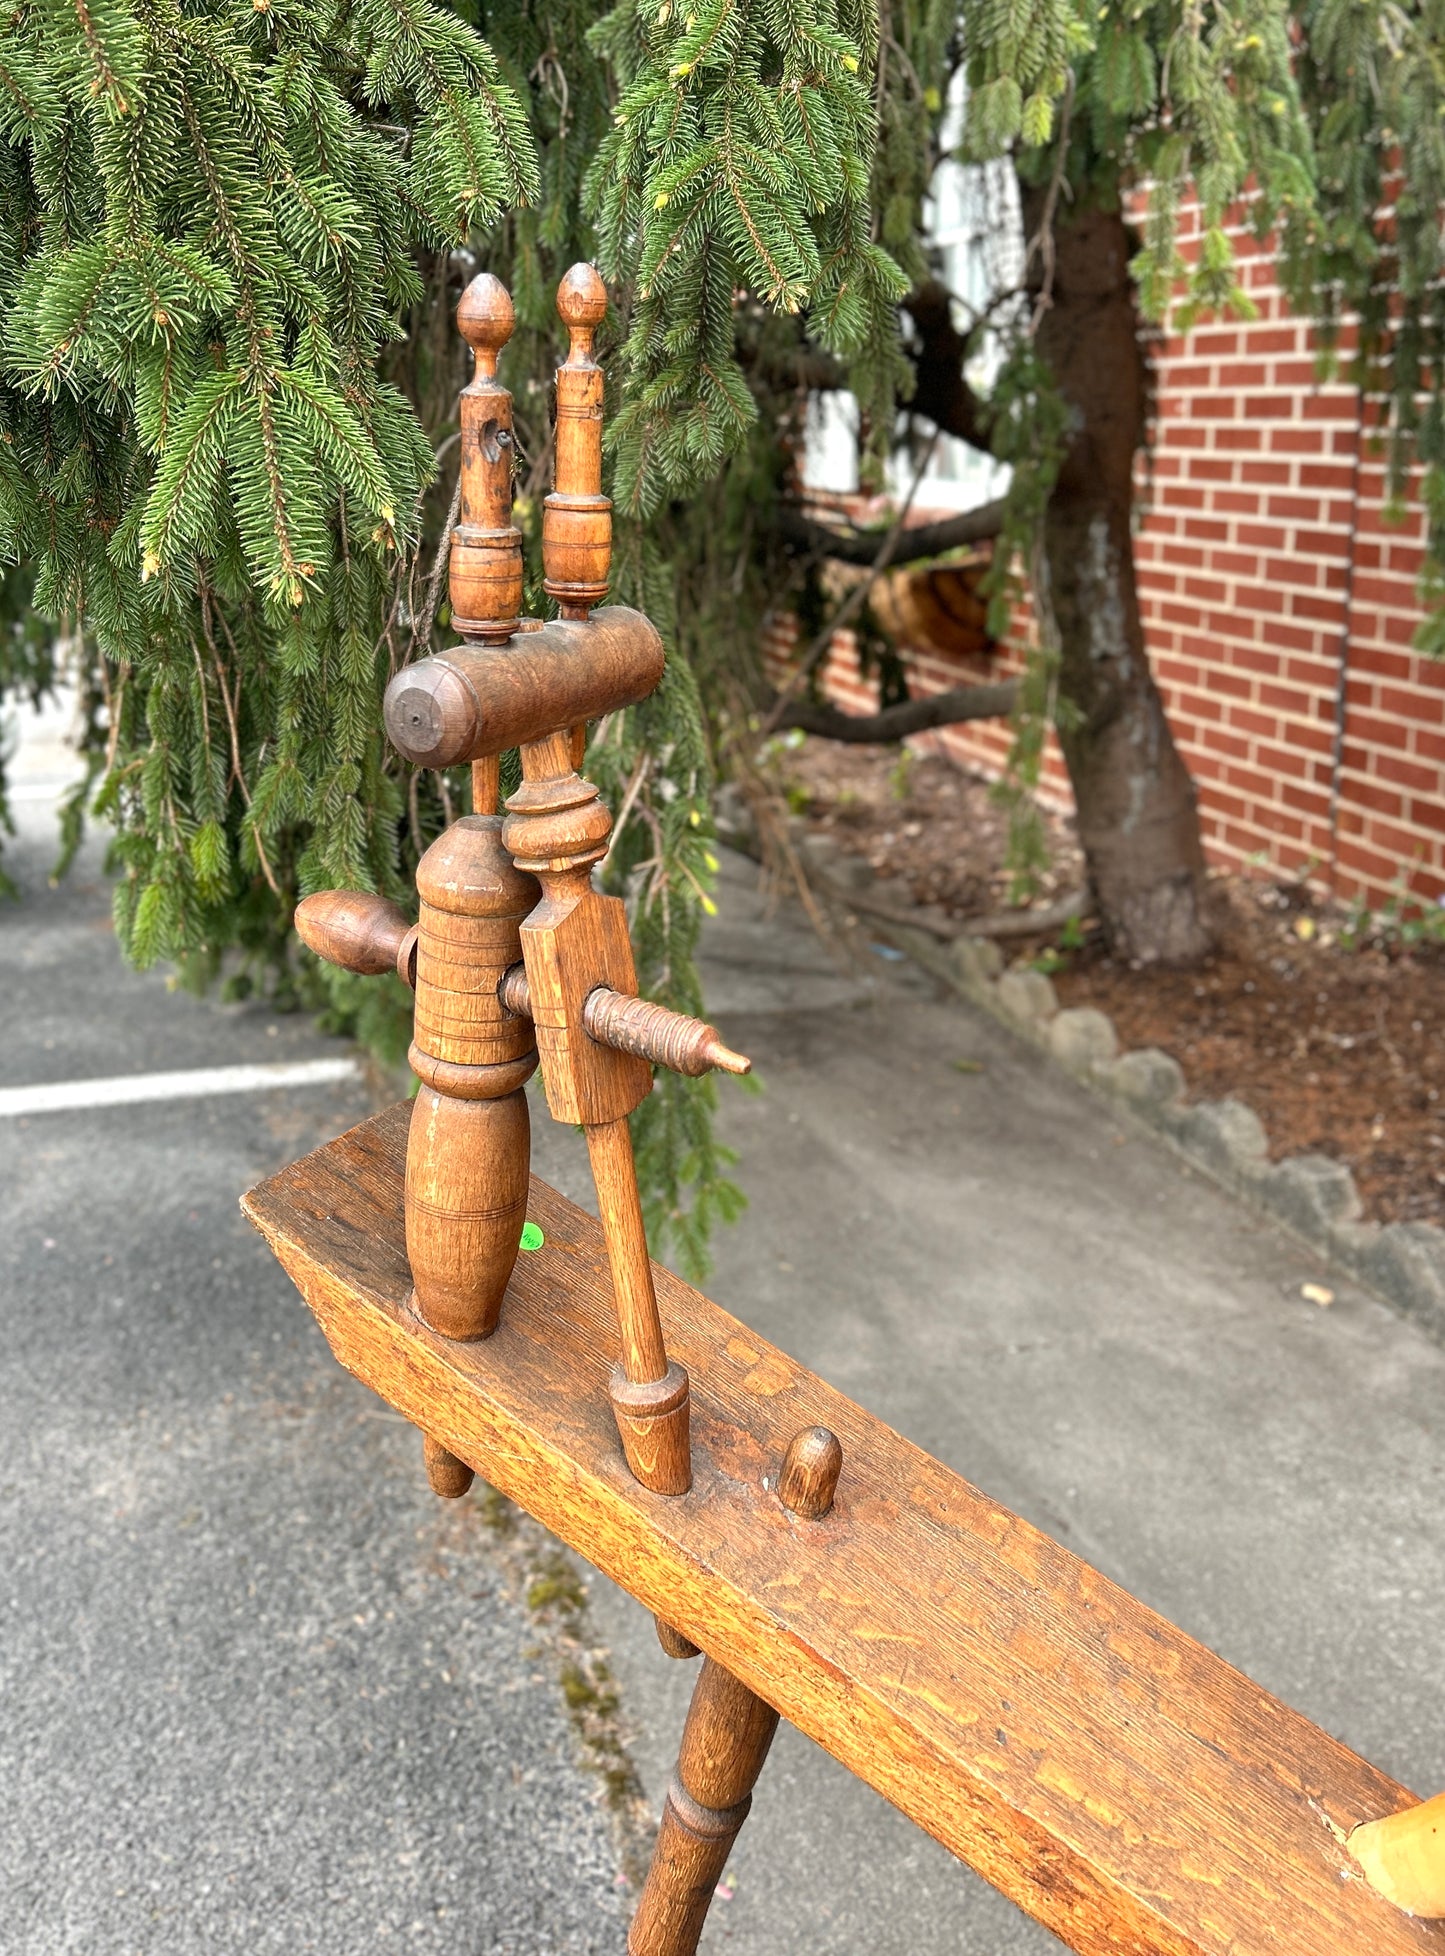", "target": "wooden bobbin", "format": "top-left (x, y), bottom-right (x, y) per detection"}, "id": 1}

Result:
top-left (451, 274), bottom-right (523, 642)
top-left (628, 1659), bottom-right (779, 1956)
